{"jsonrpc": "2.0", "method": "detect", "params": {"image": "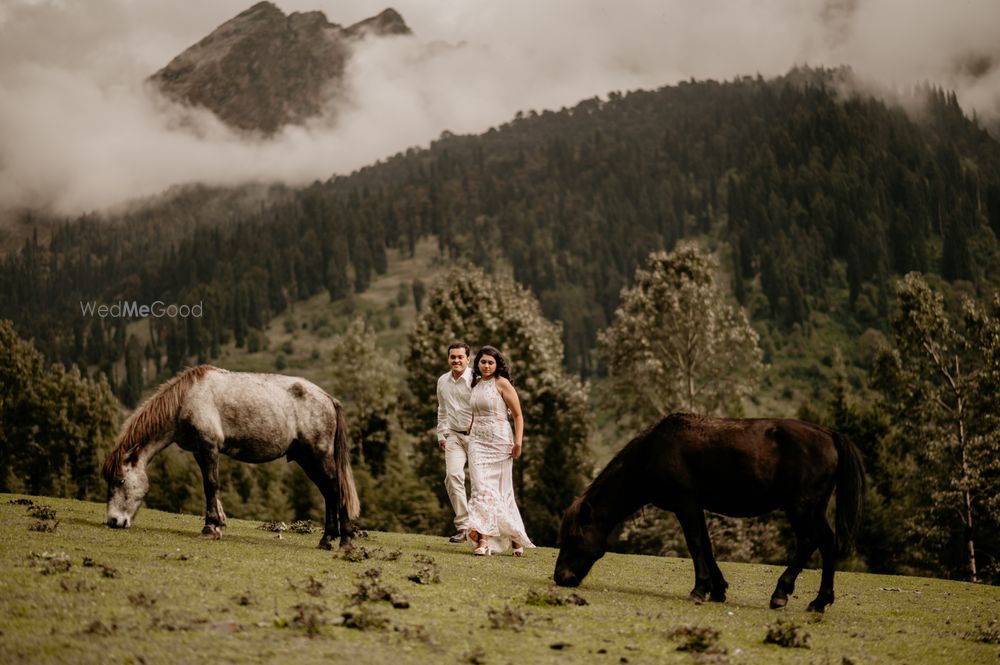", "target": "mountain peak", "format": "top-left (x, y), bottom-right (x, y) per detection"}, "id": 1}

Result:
top-left (346, 8), bottom-right (411, 38)
top-left (149, 4), bottom-right (411, 135)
